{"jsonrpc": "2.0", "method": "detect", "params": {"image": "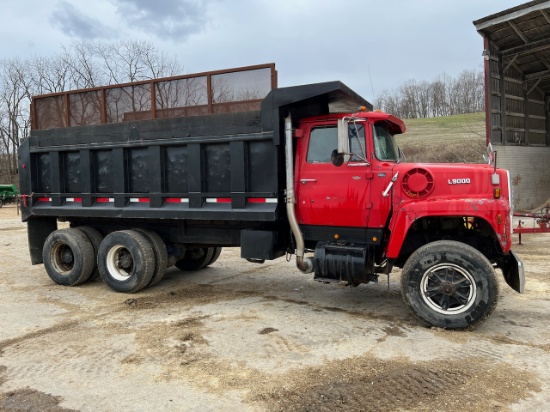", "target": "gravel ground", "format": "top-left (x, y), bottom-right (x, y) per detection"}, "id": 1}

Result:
top-left (0, 205), bottom-right (549, 411)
